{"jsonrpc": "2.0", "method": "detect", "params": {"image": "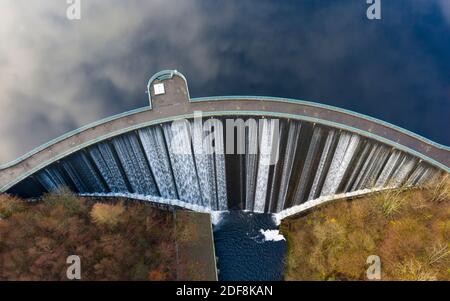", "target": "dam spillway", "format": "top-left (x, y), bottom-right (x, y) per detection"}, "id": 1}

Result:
top-left (5, 116), bottom-right (443, 216)
top-left (1, 70), bottom-right (448, 218)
